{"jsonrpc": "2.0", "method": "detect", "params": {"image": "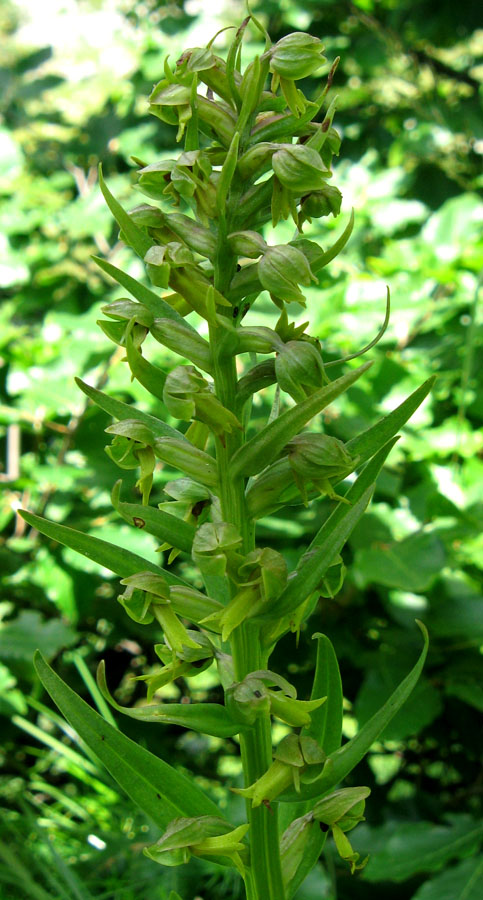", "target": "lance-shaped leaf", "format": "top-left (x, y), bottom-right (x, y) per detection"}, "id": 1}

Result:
top-left (98, 165), bottom-right (153, 259)
top-left (125, 323), bottom-right (168, 401)
top-left (17, 510), bottom-right (187, 586)
top-left (76, 378), bottom-right (185, 441)
top-left (34, 652), bottom-right (219, 827)
top-left (97, 662), bottom-right (245, 738)
top-left (231, 361), bottom-right (372, 478)
top-left (112, 482), bottom-right (195, 554)
top-left (303, 634), bottom-right (343, 755)
top-left (269, 438), bottom-right (398, 618)
top-left (344, 375), bottom-right (437, 466)
top-left (281, 621), bottom-right (429, 802)
top-left (92, 256), bottom-right (194, 328)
